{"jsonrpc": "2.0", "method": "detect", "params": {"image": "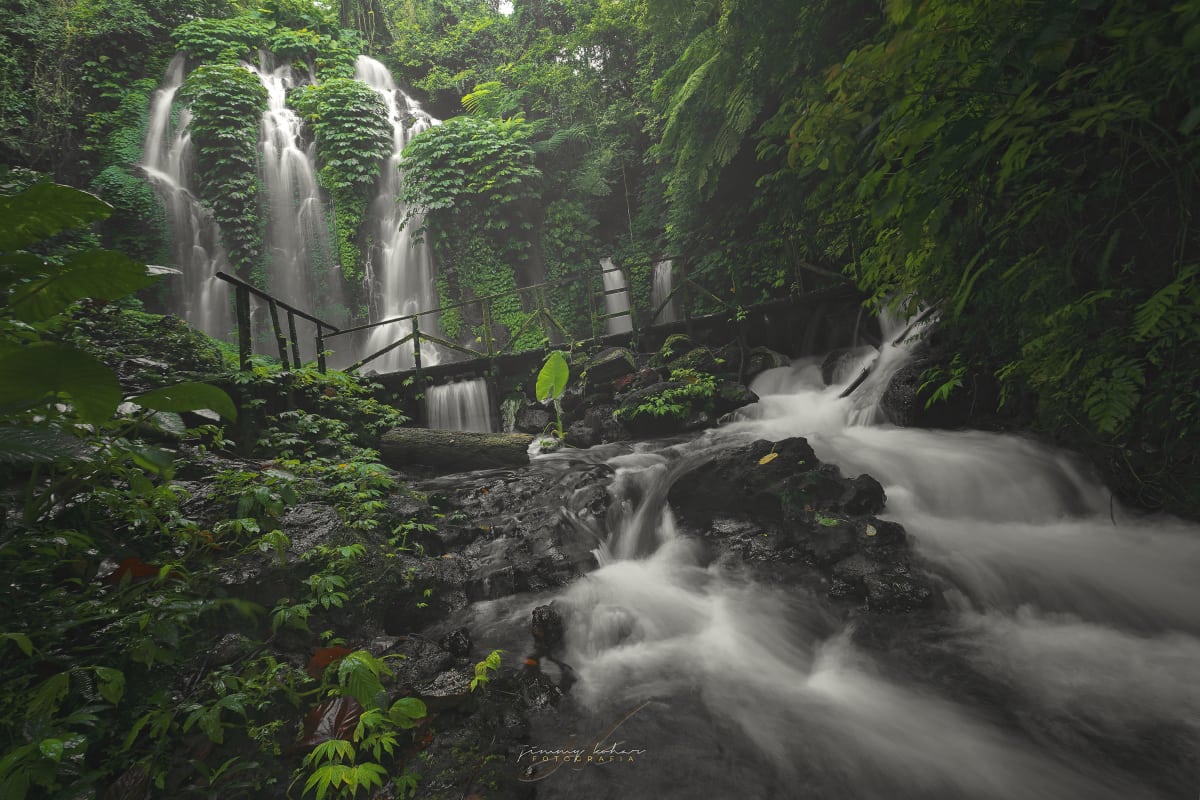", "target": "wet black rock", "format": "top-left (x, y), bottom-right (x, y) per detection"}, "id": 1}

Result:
top-left (531, 604), bottom-right (564, 650)
top-left (440, 627), bottom-right (472, 657)
top-left (714, 381), bottom-right (757, 415)
top-left (670, 438), bottom-right (934, 613)
top-left (416, 668), bottom-right (475, 711)
top-left (516, 667), bottom-right (562, 710)
top-left (744, 346), bottom-right (790, 381)
top-left (864, 571), bottom-right (934, 612)
top-left (584, 347), bottom-right (637, 387)
top-left (515, 405), bottom-right (552, 434)
top-left (669, 438), bottom-right (824, 523)
top-left (564, 419), bottom-right (600, 449)
top-left (821, 347), bottom-right (864, 385)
